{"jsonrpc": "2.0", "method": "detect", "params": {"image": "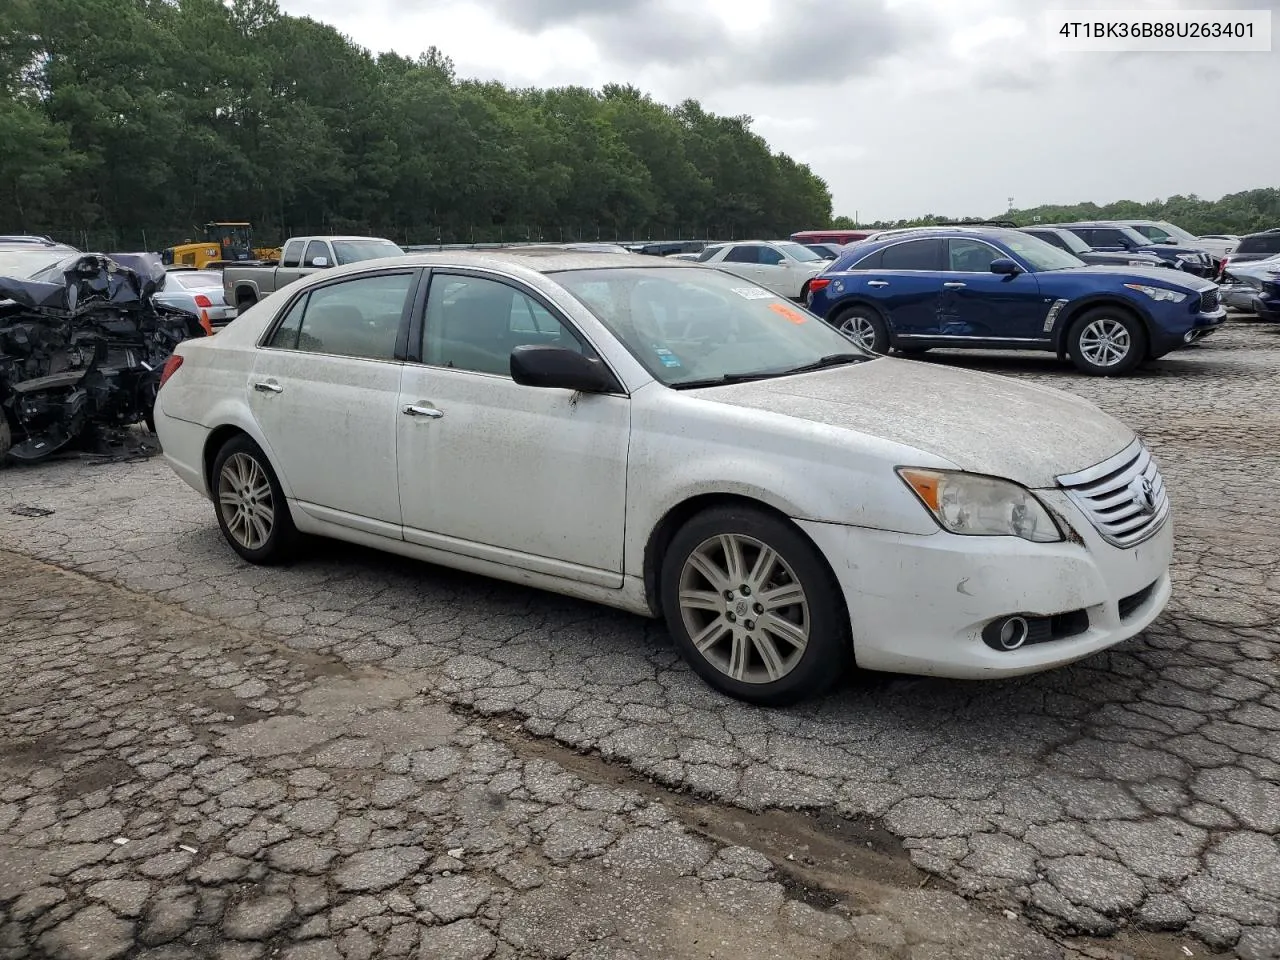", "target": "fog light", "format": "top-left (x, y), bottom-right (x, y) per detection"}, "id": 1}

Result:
top-left (1184, 329), bottom-right (1198, 343)
top-left (982, 615), bottom-right (1030, 651)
